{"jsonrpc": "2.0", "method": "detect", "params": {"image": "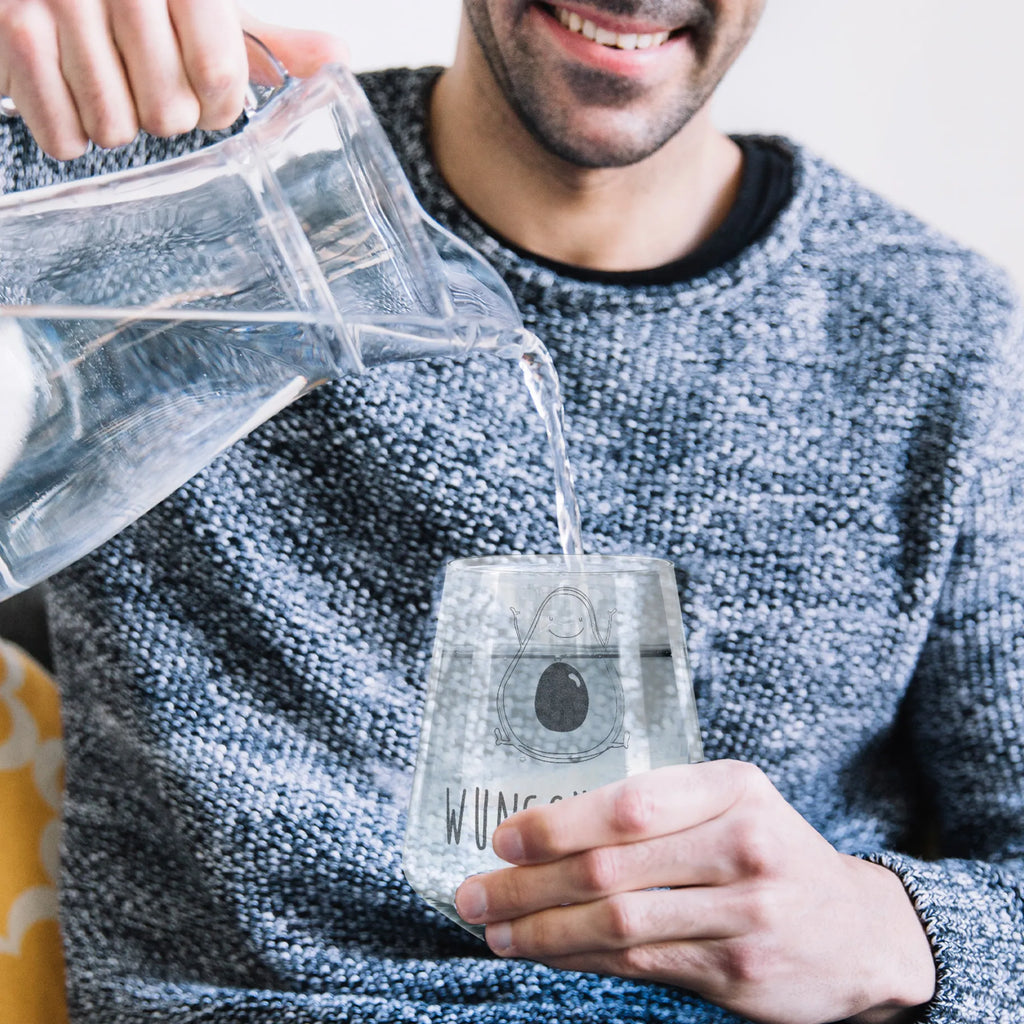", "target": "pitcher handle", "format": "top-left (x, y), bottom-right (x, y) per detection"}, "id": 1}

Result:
top-left (0, 30), bottom-right (290, 122)
top-left (243, 30), bottom-right (291, 114)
